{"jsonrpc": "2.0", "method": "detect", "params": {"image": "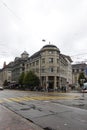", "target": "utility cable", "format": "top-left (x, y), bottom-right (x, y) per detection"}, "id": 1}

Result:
top-left (1, 0), bottom-right (22, 21)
